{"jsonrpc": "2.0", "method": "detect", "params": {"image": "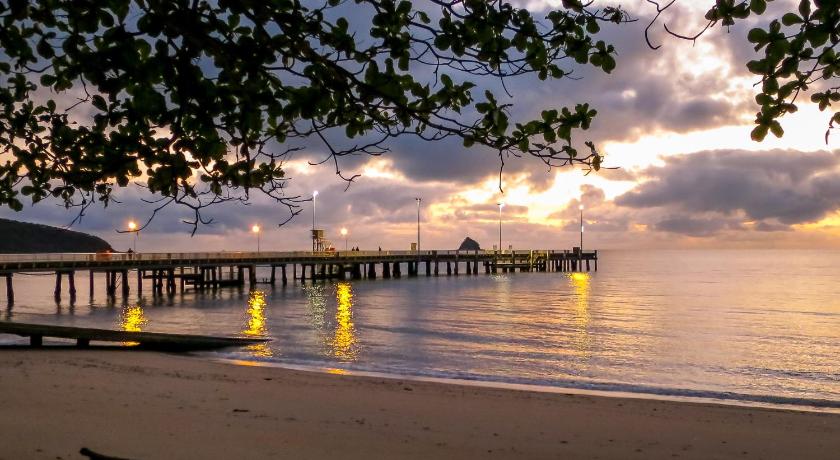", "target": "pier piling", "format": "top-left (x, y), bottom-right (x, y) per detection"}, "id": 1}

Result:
top-left (5, 274), bottom-right (14, 306)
